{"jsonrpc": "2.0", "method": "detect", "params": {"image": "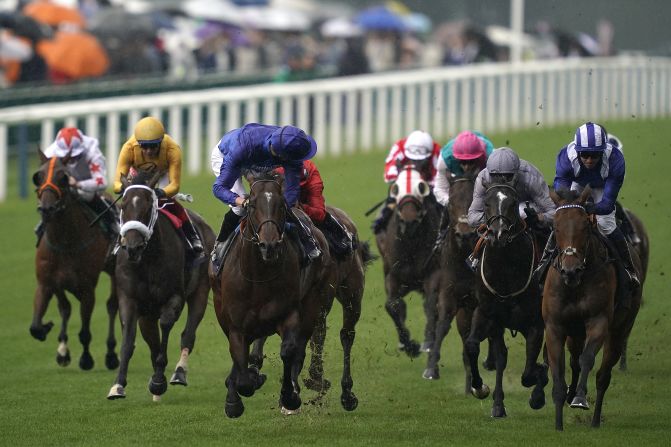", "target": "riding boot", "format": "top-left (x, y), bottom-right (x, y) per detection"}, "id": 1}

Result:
top-left (321, 212), bottom-right (353, 256)
top-left (532, 231), bottom-right (556, 290)
top-left (608, 228), bottom-right (640, 290)
top-left (289, 208), bottom-right (321, 262)
top-left (372, 204), bottom-right (394, 235)
top-left (34, 221), bottom-right (45, 247)
top-left (433, 207), bottom-right (451, 252)
top-left (212, 209), bottom-right (242, 273)
top-left (182, 216), bottom-right (204, 255)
